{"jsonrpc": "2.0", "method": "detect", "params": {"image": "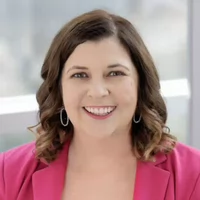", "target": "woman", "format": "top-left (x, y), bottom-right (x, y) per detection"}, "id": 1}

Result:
top-left (0, 9), bottom-right (200, 200)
